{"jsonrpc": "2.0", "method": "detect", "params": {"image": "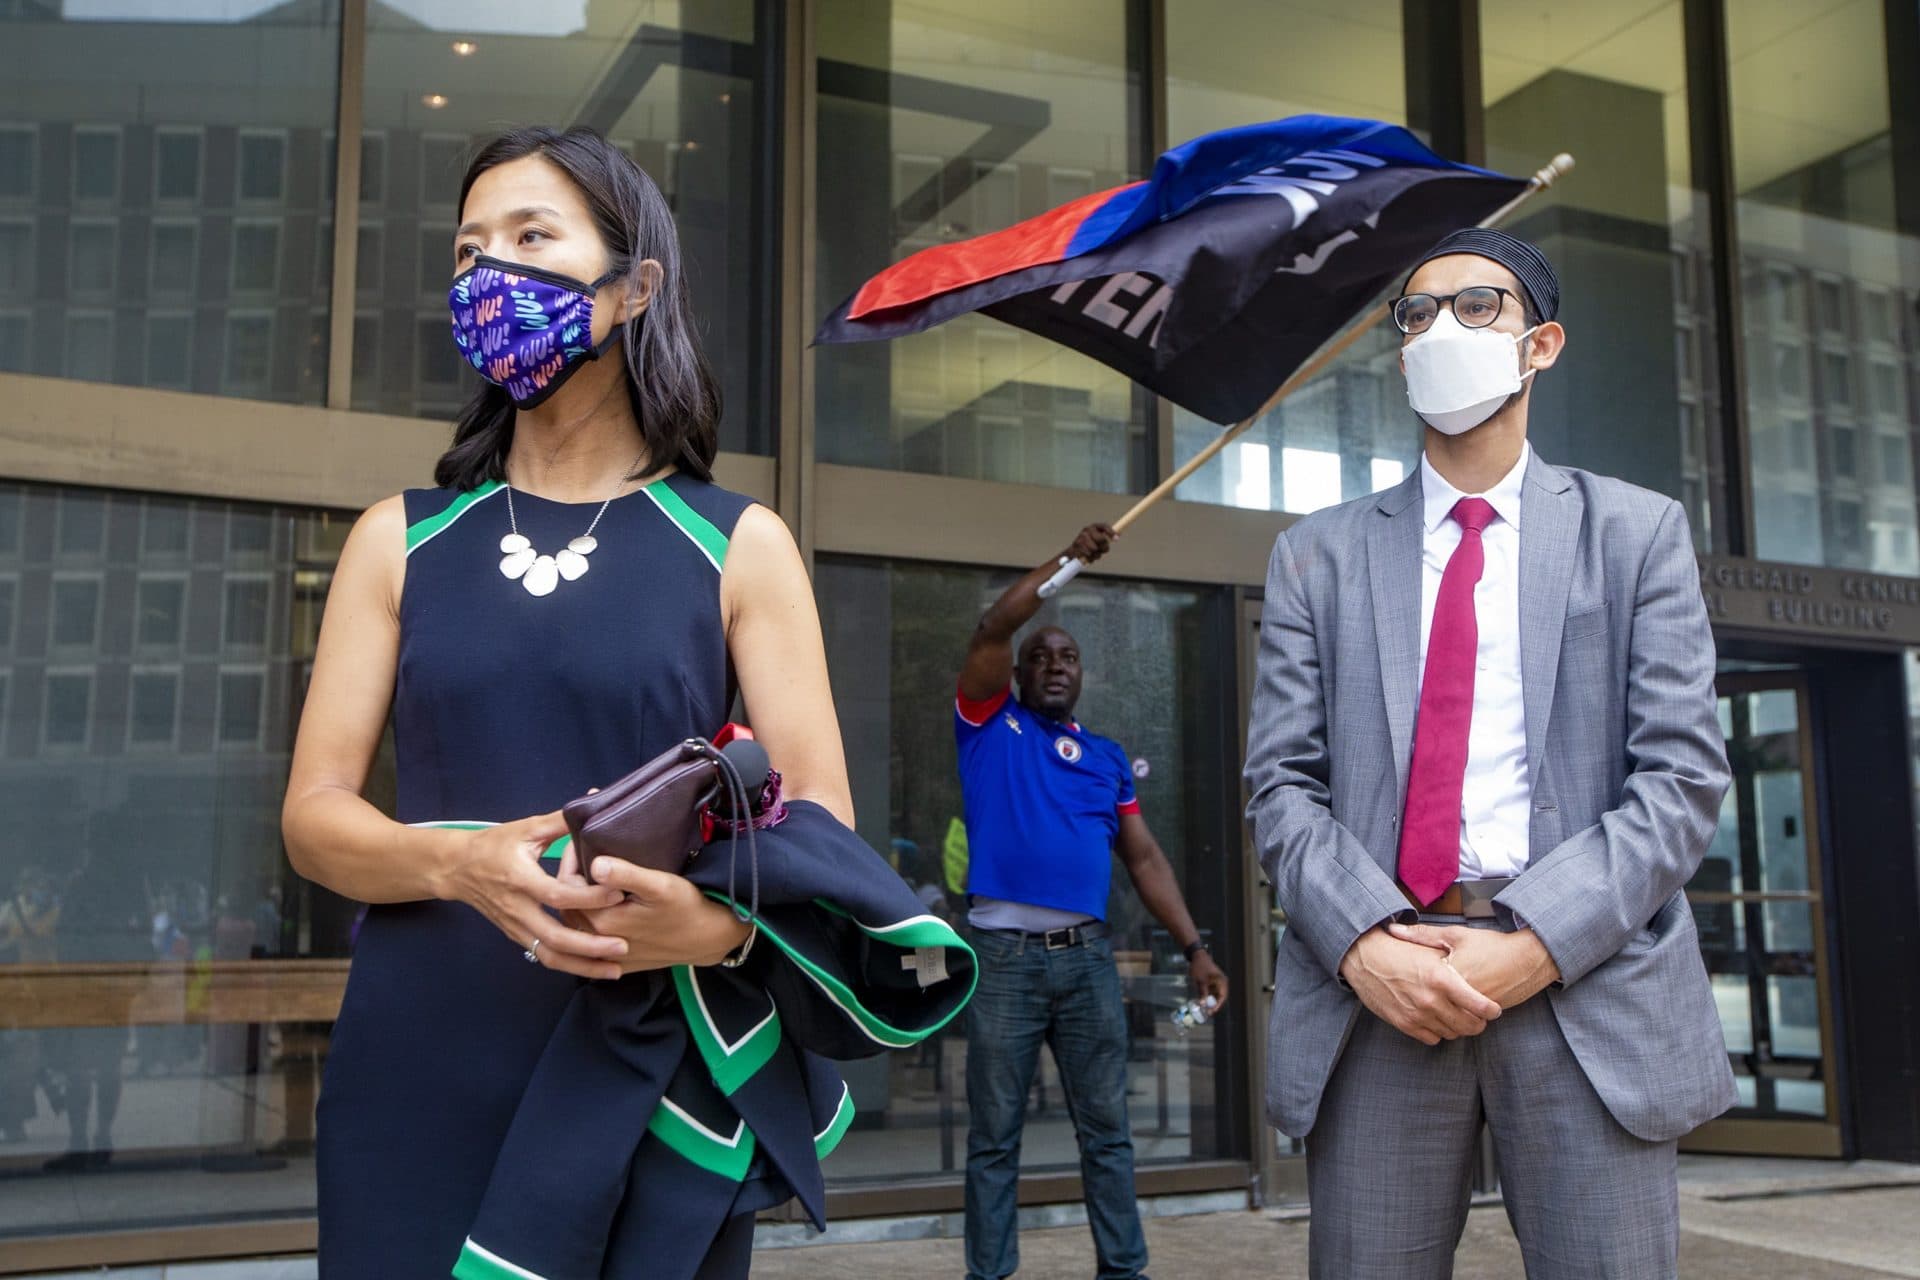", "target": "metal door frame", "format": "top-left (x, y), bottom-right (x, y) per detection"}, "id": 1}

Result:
top-left (1683, 669), bottom-right (1843, 1157)
top-left (1236, 592), bottom-right (1310, 1205)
